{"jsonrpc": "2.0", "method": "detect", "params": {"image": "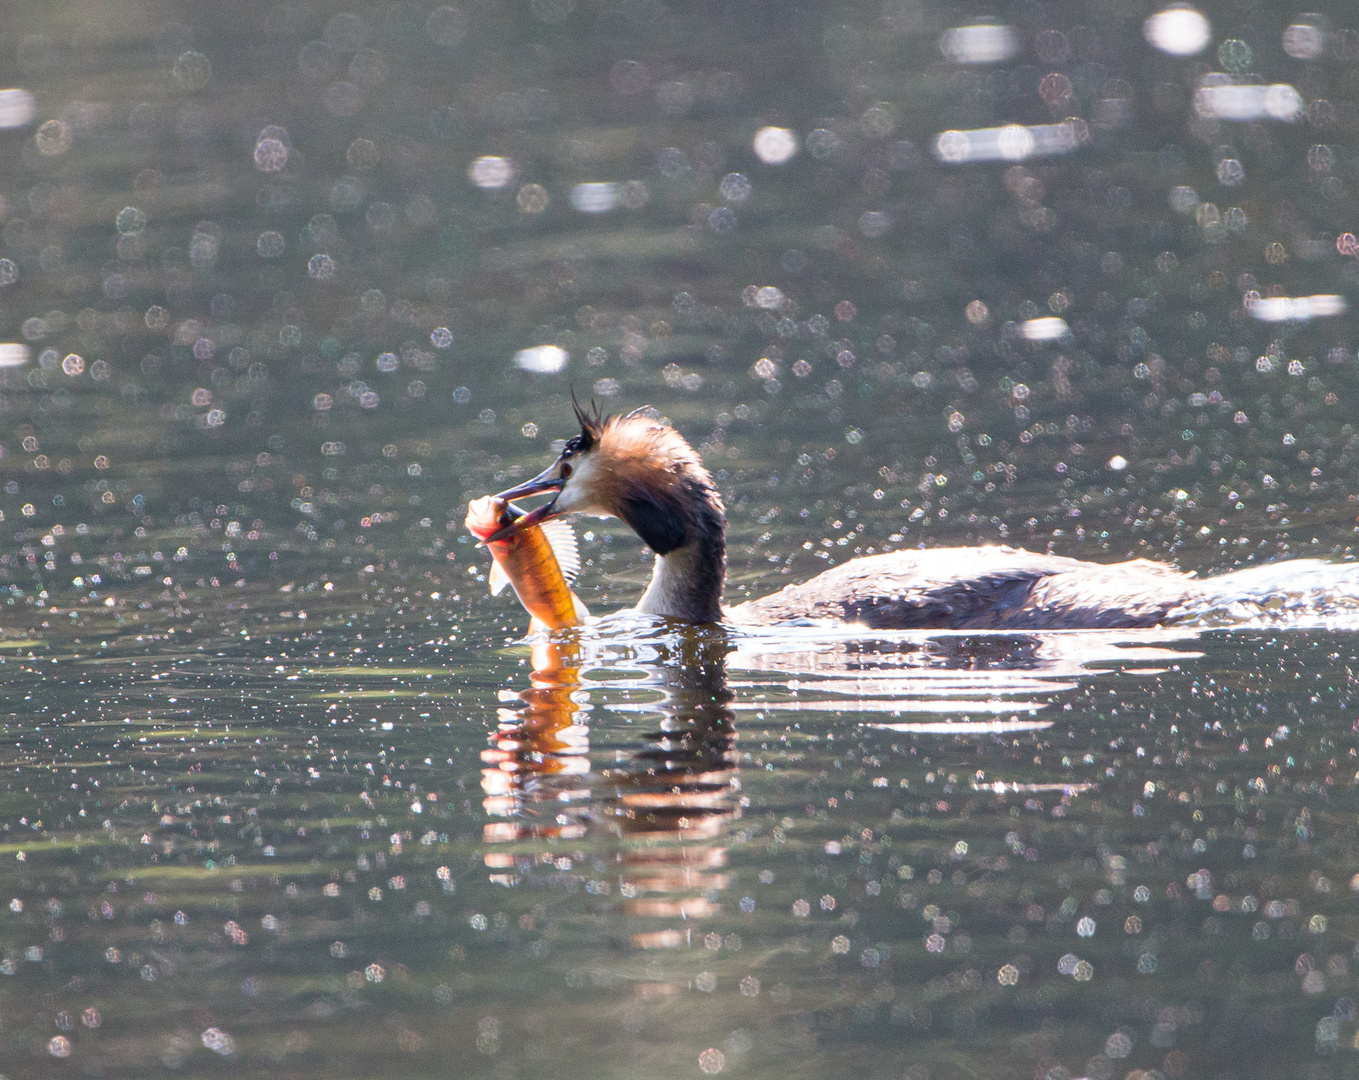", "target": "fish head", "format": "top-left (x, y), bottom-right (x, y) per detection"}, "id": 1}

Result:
top-left (464, 495), bottom-right (514, 542)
